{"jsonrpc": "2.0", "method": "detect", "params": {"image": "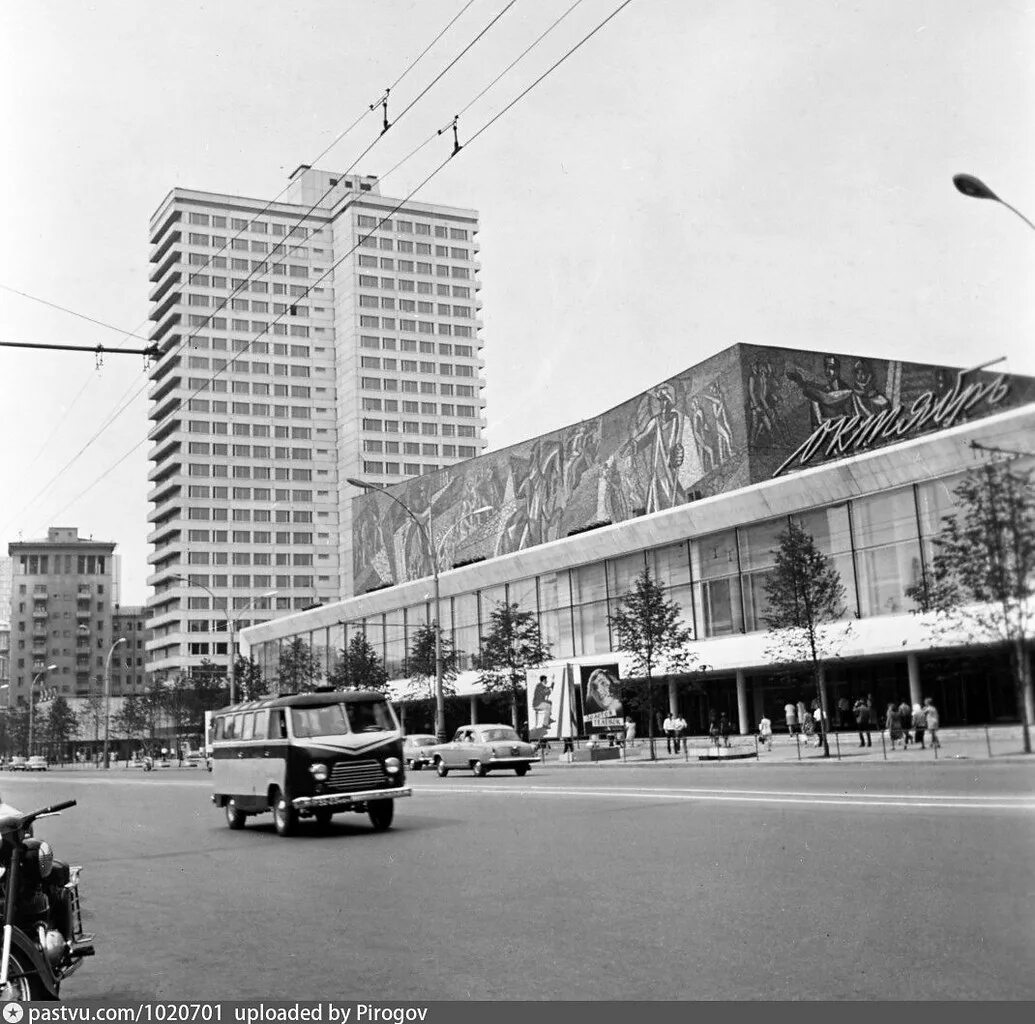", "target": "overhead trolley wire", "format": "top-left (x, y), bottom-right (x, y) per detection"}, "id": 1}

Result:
top-left (37, 0), bottom-right (639, 529)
